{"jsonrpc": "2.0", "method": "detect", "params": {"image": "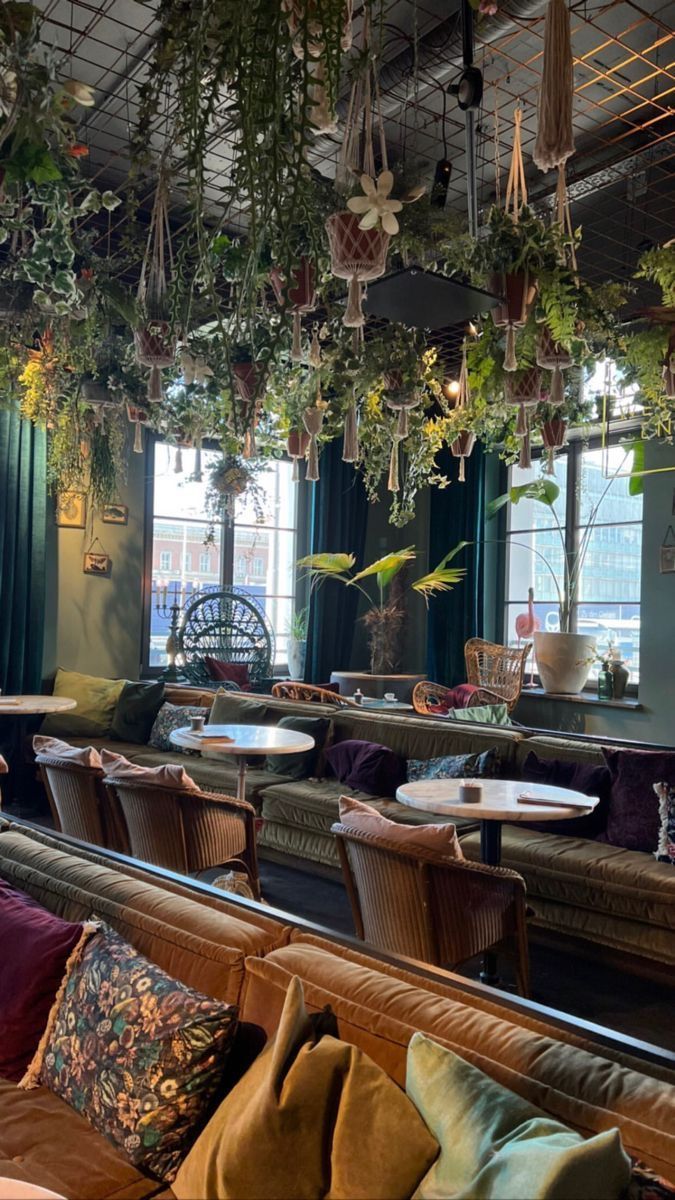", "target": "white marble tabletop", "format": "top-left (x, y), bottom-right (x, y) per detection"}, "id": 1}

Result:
top-left (0, 695), bottom-right (77, 715)
top-left (170, 723), bottom-right (315, 757)
top-left (395, 778), bottom-right (598, 823)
